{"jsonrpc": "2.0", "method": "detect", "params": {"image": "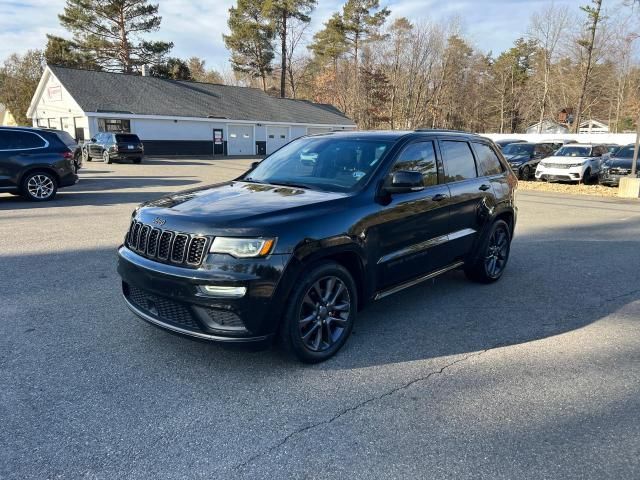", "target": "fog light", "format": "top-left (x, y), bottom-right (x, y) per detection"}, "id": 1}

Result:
top-left (199, 285), bottom-right (247, 298)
